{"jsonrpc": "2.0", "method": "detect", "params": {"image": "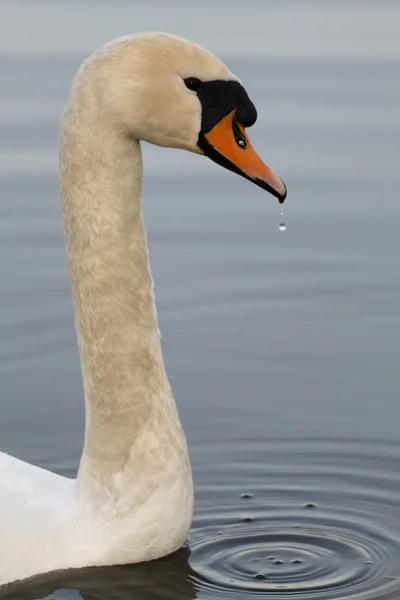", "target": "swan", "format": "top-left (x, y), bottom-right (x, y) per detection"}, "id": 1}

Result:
top-left (0, 32), bottom-right (286, 587)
